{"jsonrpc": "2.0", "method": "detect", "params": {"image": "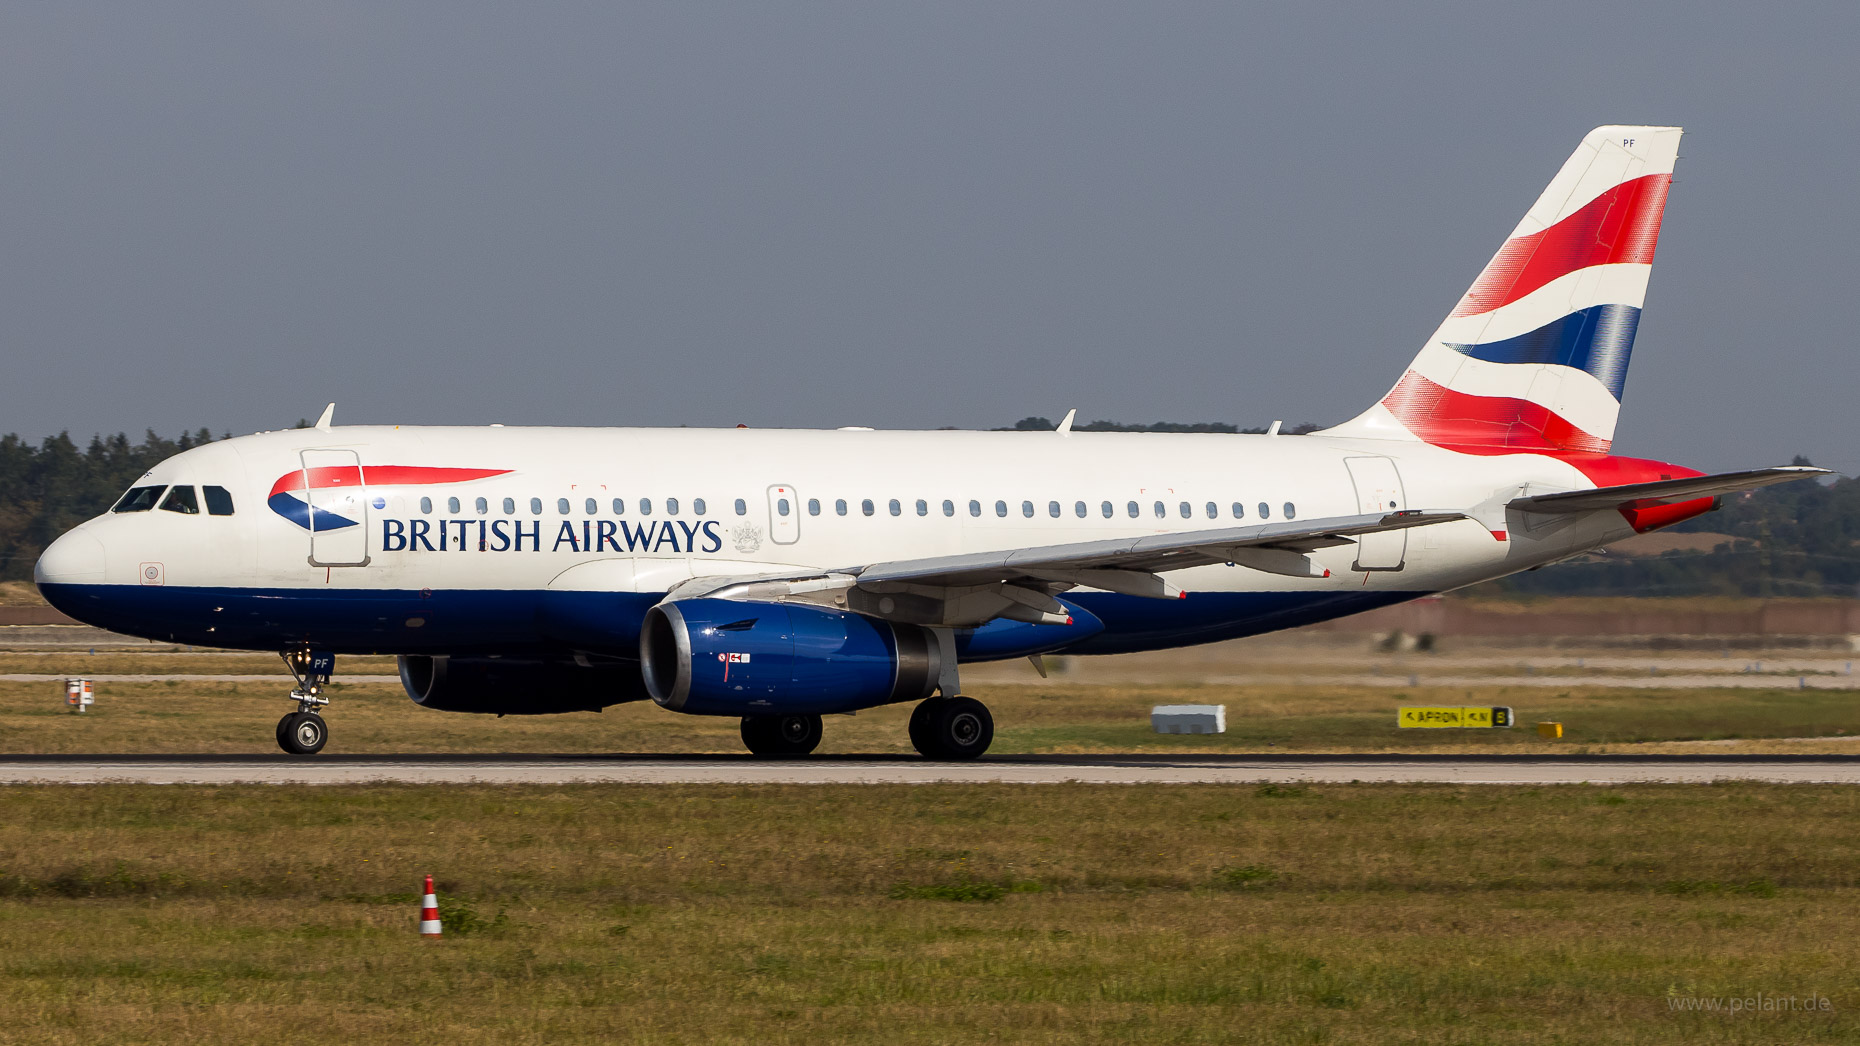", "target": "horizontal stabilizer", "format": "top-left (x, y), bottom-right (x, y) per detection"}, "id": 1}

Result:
top-left (1508, 466), bottom-right (1830, 514)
